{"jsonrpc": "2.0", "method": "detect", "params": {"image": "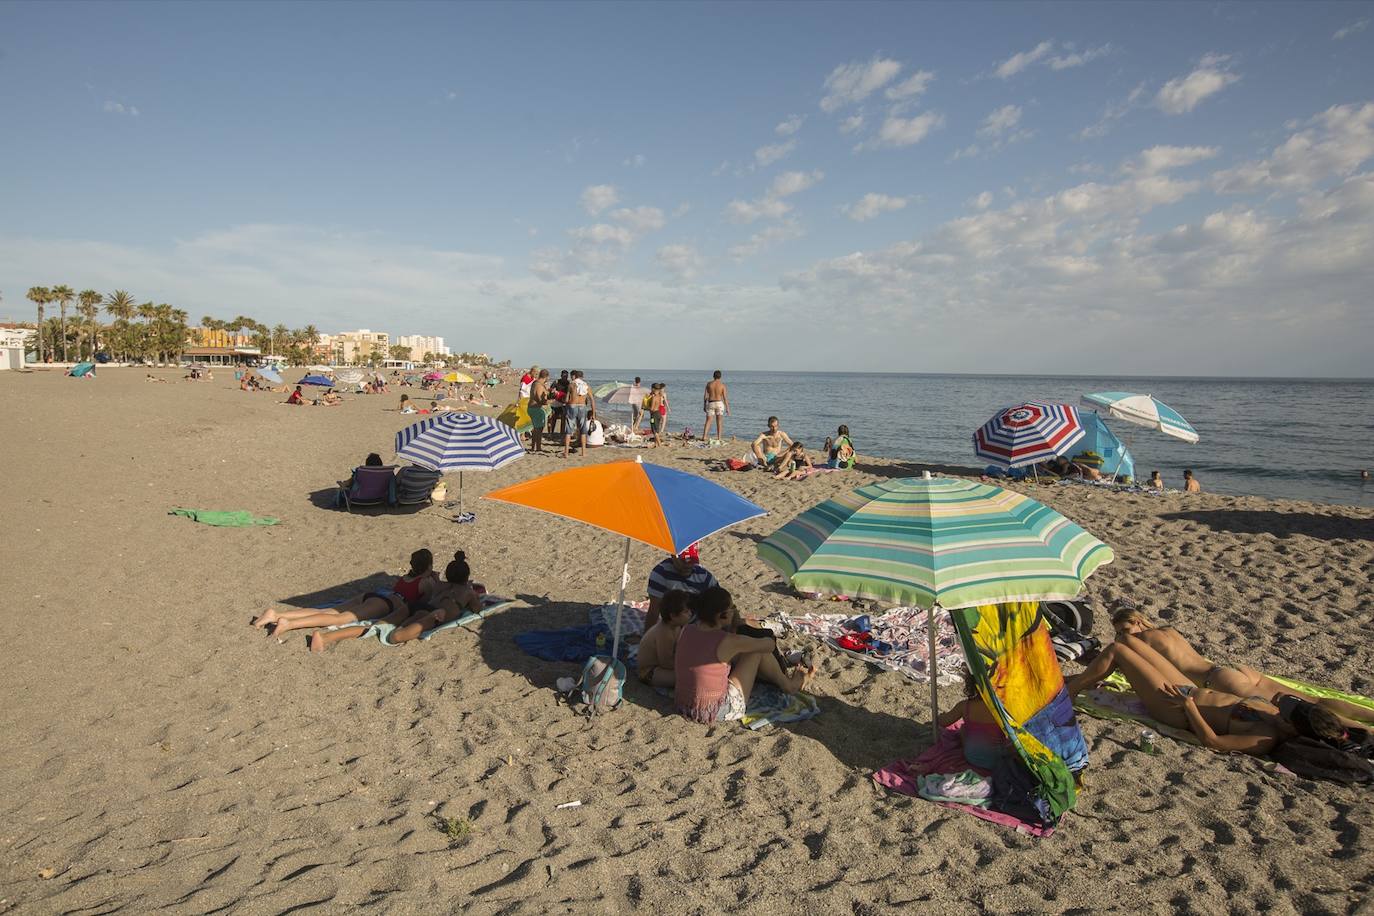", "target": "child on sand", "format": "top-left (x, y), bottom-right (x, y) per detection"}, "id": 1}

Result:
top-left (937, 670), bottom-right (1010, 770)
top-left (1184, 469), bottom-right (1201, 492)
top-left (251, 548), bottom-right (438, 638)
top-left (1148, 470), bottom-right (1163, 489)
top-left (774, 442), bottom-right (813, 480)
top-left (638, 590), bottom-right (691, 688)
